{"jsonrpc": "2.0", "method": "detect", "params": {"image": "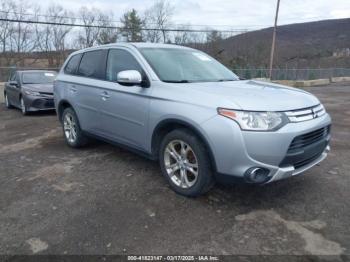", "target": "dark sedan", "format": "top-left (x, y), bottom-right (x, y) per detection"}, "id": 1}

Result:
top-left (4, 70), bottom-right (57, 115)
